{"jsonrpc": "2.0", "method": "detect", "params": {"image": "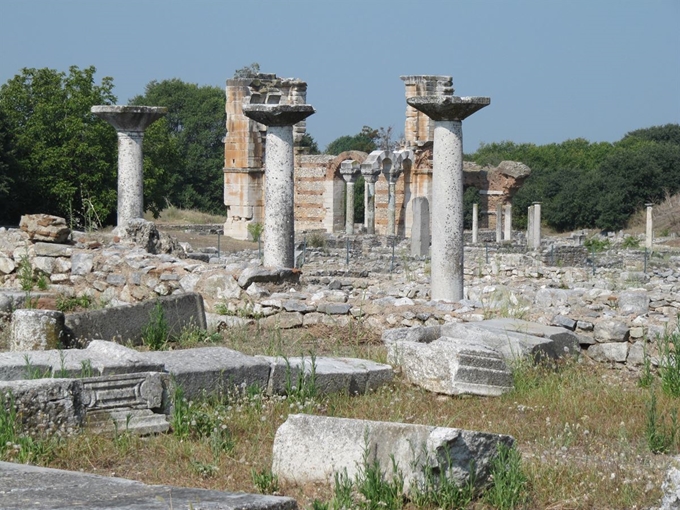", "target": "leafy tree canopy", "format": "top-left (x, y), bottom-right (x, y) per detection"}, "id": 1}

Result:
top-left (0, 66), bottom-right (118, 226)
top-left (233, 63), bottom-right (261, 79)
top-left (130, 79), bottom-right (226, 215)
top-left (325, 126), bottom-right (380, 155)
